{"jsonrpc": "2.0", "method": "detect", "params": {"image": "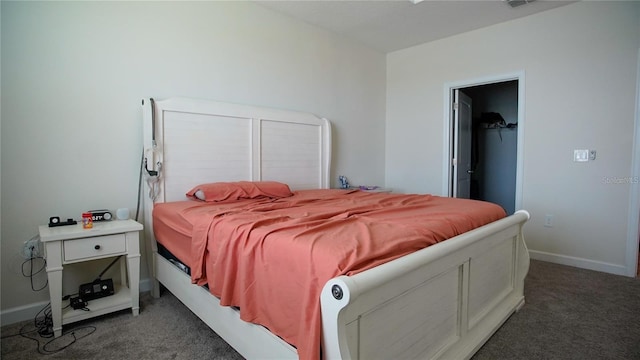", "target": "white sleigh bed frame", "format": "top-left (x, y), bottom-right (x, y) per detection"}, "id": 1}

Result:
top-left (141, 97), bottom-right (530, 360)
